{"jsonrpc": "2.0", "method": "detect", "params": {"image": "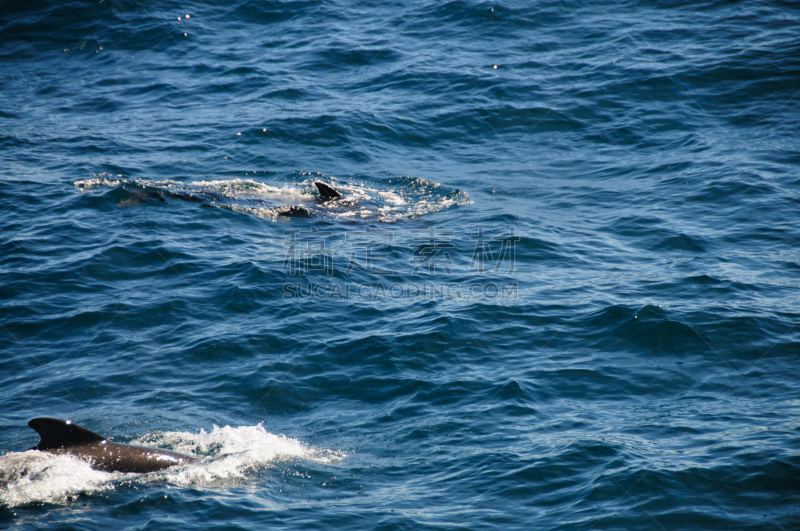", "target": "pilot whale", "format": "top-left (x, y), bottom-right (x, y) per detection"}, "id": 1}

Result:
top-left (121, 181), bottom-right (344, 218)
top-left (28, 417), bottom-right (197, 473)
